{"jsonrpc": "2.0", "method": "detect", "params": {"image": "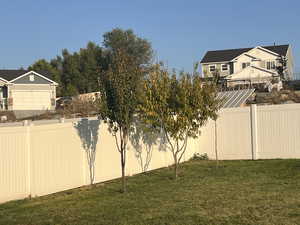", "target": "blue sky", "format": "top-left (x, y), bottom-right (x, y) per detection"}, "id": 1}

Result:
top-left (0, 0), bottom-right (299, 73)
